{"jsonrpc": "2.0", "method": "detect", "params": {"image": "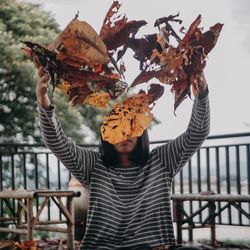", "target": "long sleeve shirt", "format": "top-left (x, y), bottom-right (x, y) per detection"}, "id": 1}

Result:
top-left (38, 93), bottom-right (210, 250)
